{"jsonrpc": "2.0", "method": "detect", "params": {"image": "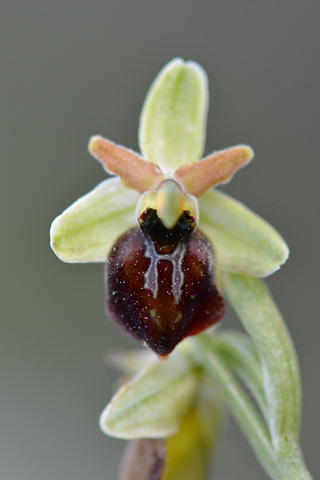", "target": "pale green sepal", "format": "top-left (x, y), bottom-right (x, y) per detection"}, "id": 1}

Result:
top-left (219, 273), bottom-right (301, 452)
top-left (50, 177), bottom-right (139, 263)
top-left (99, 347), bottom-right (197, 439)
top-left (198, 189), bottom-right (289, 277)
top-left (119, 376), bottom-right (222, 480)
top-left (139, 58), bottom-right (208, 172)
